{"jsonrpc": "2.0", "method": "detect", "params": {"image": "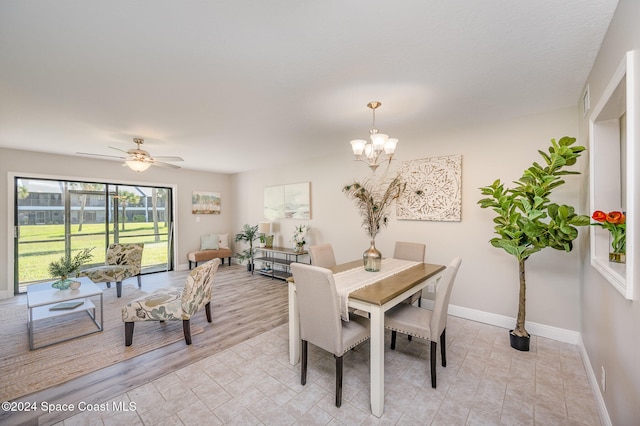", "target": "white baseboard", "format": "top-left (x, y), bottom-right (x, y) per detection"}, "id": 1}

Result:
top-left (577, 336), bottom-right (612, 426)
top-left (421, 298), bottom-right (611, 425)
top-left (0, 289), bottom-right (13, 300)
top-left (421, 299), bottom-right (580, 344)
